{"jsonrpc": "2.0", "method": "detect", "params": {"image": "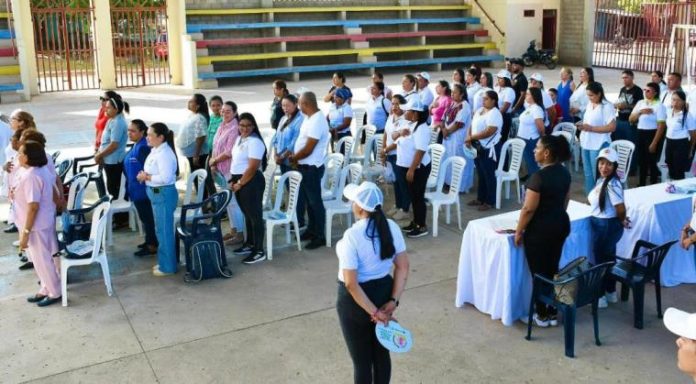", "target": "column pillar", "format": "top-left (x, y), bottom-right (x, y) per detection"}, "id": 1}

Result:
top-left (93, 0), bottom-right (116, 90)
top-left (167, 0), bottom-right (185, 85)
top-left (11, 0), bottom-right (38, 98)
